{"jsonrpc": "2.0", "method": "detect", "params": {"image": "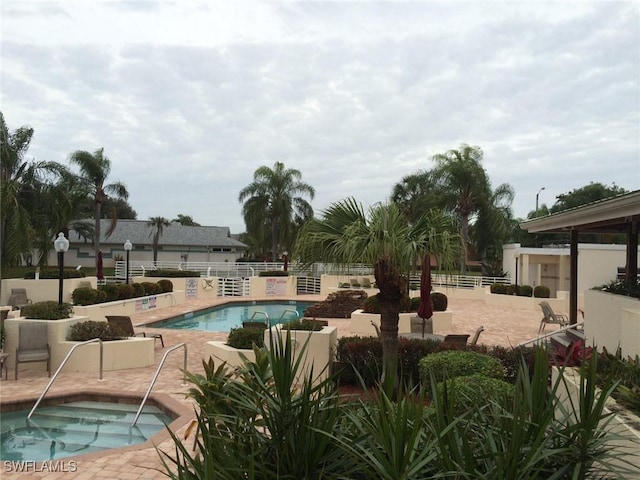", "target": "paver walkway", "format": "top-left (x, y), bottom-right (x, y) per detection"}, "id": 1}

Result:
top-left (0, 295), bottom-right (557, 479)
